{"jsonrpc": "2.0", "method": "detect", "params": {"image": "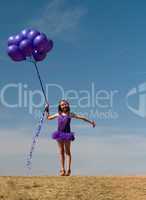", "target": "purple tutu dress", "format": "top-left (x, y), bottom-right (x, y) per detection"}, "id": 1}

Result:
top-left (52, 114), bottom-right (75, 141)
